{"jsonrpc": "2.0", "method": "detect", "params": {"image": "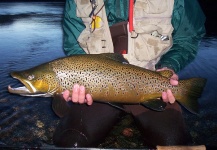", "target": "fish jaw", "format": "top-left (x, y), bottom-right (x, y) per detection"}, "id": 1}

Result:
top-left (8, 85), bottom-right (31, 95)
top-left (8, 72), bottom-right (52, 97)
top-left (8, 85), bottom-right (52, 97)
top-left (10, 71), bottom-right (37, 93)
